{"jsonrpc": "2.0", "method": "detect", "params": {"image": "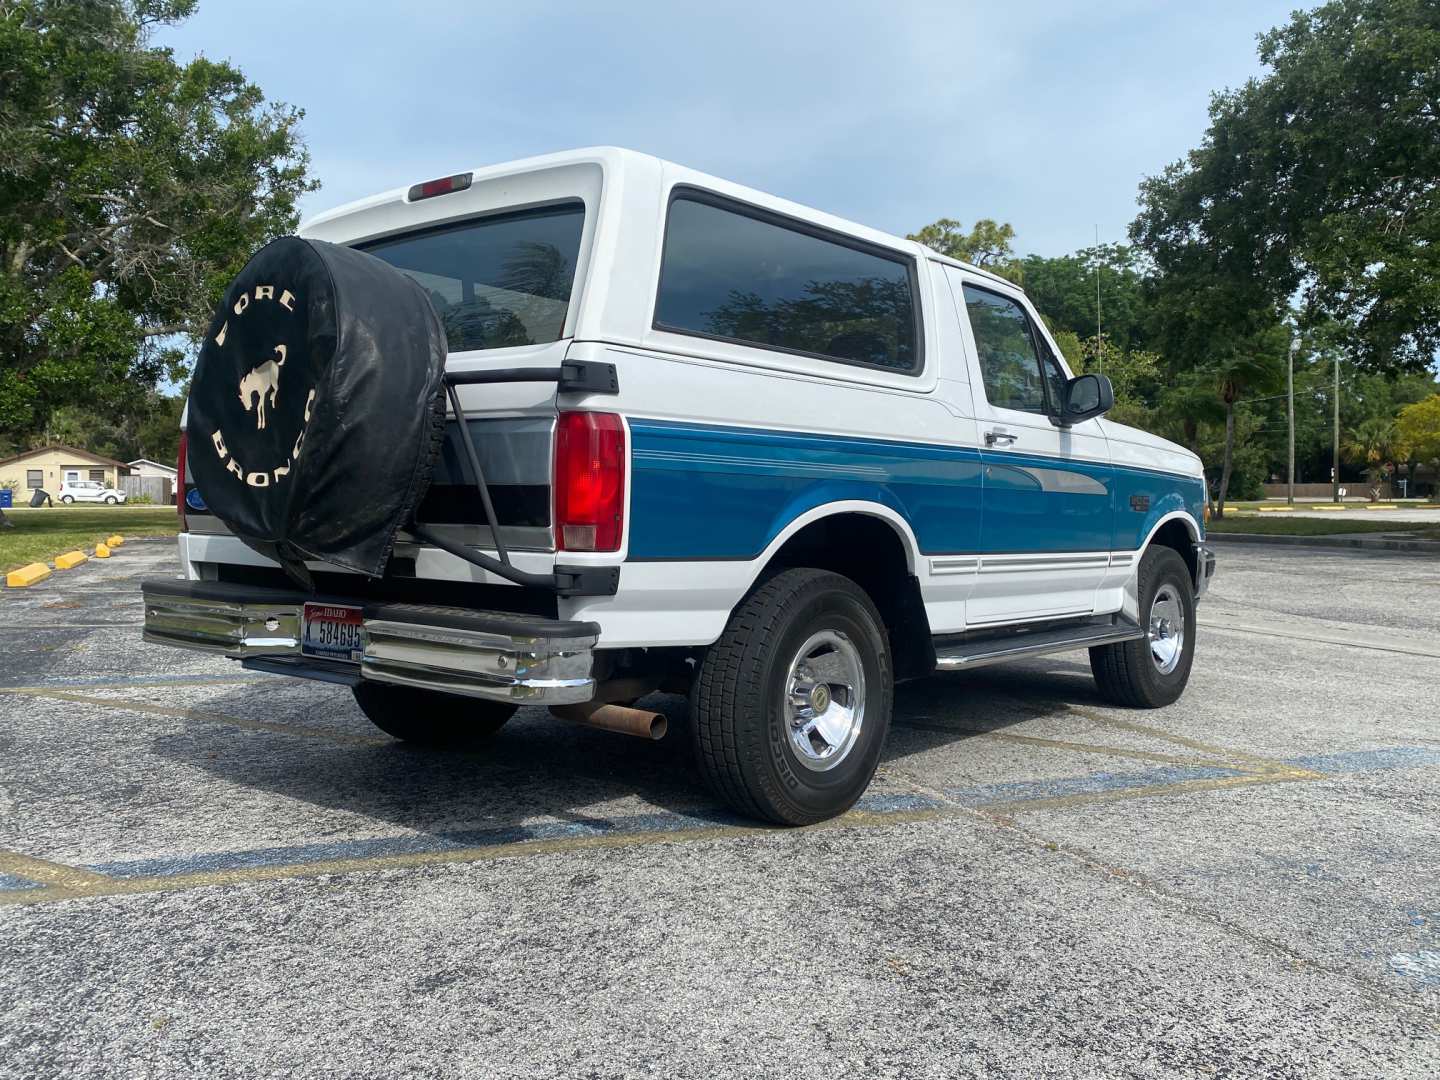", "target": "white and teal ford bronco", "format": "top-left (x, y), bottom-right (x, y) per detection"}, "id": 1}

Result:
top-left (143, 148), bottom-right (1215, 825)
